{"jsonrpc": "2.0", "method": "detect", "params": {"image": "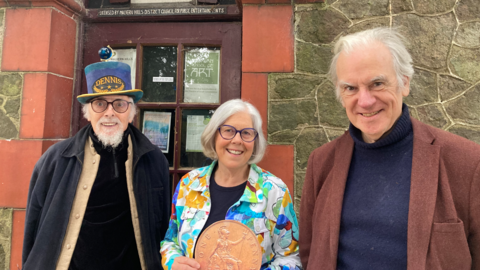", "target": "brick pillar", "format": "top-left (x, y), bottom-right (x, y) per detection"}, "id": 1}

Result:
top-left (0, 1), bottom-right (81, 269)
top-left (240, 5), bottom-right (295, 195)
